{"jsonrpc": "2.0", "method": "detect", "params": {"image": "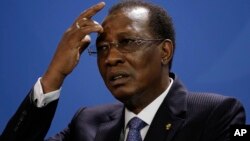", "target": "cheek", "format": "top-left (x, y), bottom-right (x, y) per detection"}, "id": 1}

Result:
top-left (128, 50), bottom-right (162, 81)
